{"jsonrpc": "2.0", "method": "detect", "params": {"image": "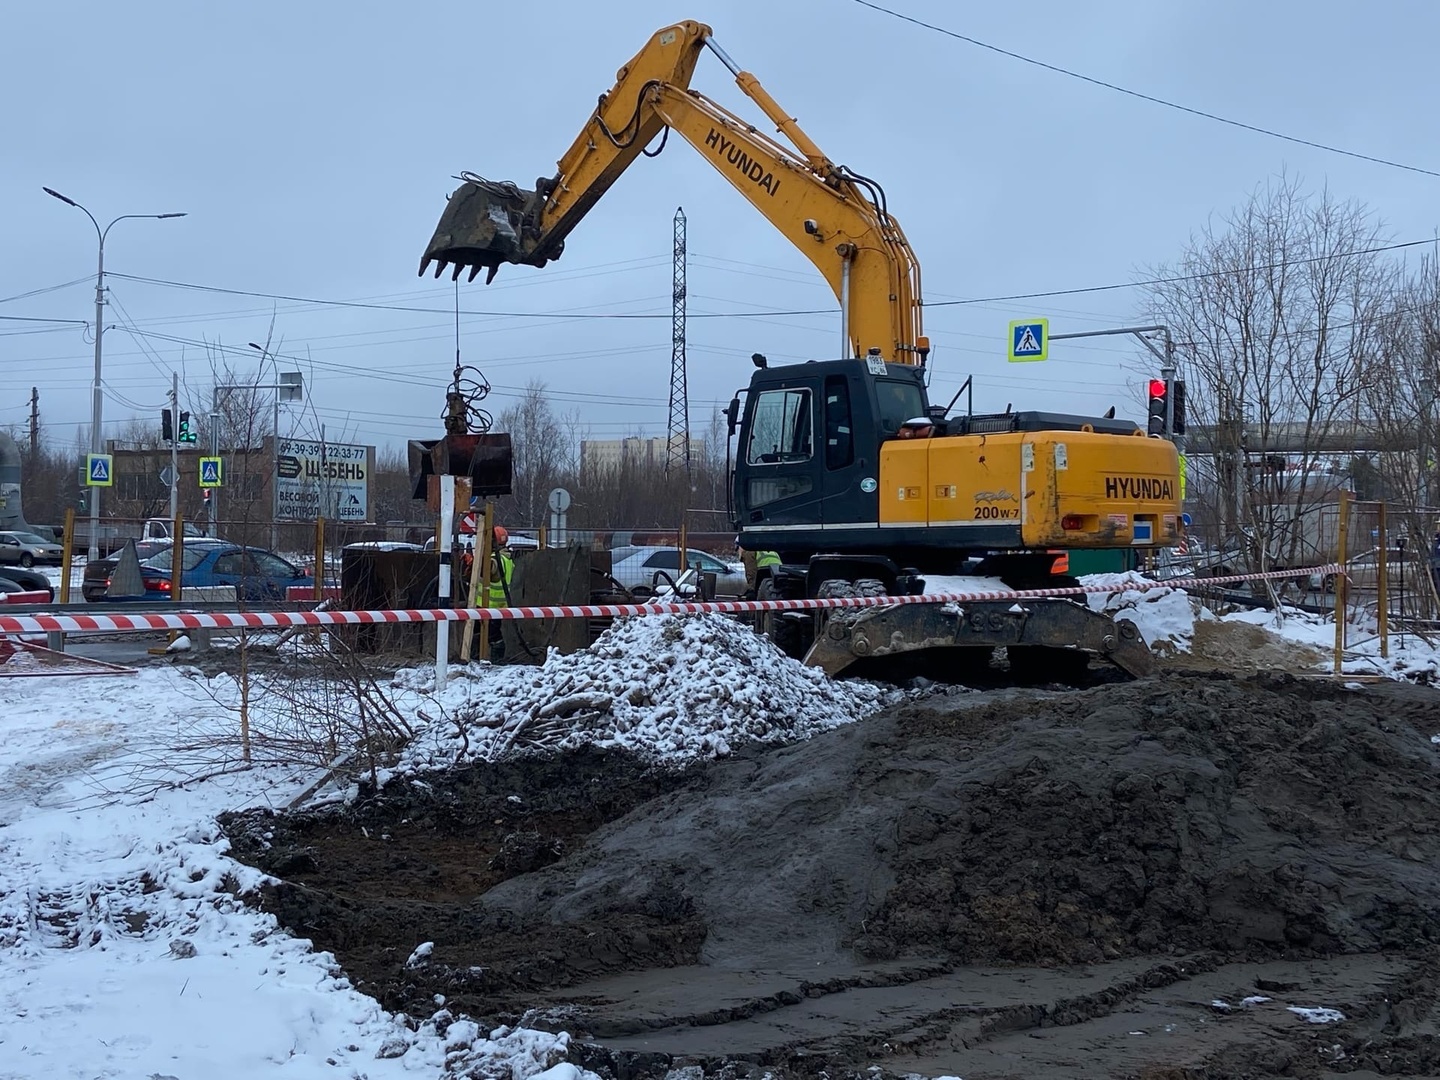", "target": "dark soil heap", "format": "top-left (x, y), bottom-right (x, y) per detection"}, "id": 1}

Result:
top-left (224, 671), bottom-right (1440, 1074)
